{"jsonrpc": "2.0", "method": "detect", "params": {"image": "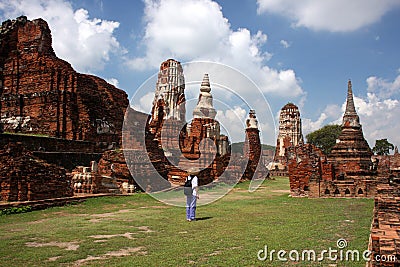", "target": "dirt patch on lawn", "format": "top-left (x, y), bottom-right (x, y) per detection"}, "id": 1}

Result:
top-left (47, 256), bottom-right (62, 262)
top-left (137, 226), bottom-right (154, 233)
top-left (73, 247), bottom-right (147, 266)
top-left (89, 209), bottom-right (136, 223)
top-left (88, 227), bottom-right (153, 242)
top-left (89, 232), bottom-right (136, 240)
top-left (25, 241), bottom-right (80, 251)
top-left (117, 209), bottom-right (134, 213)
top-left (27, 218), bottom-right (50, 225)
top-left (271, 189), bottom-right (290, 193)
top-left (138, 205), bottom-right (168, 209)
top-left (224, 194), bottom-right (263, 201)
